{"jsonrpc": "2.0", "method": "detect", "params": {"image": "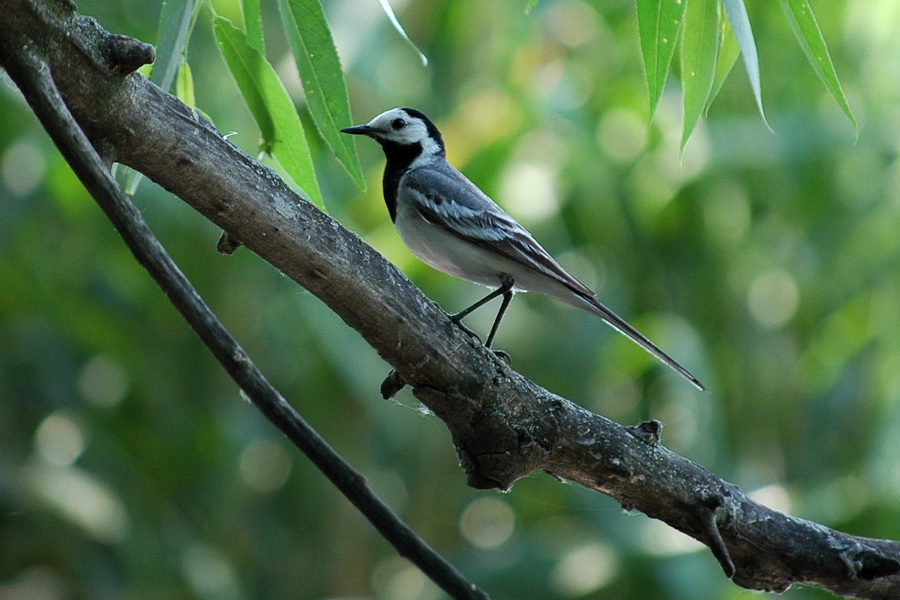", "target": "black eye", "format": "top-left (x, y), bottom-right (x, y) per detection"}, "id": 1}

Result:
top-left (390, 118), bottom-right (407, 130)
